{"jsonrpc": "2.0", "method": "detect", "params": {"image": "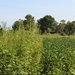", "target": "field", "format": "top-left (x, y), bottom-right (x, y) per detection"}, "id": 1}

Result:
top-left (0, 30), bottom-right (75, 75)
